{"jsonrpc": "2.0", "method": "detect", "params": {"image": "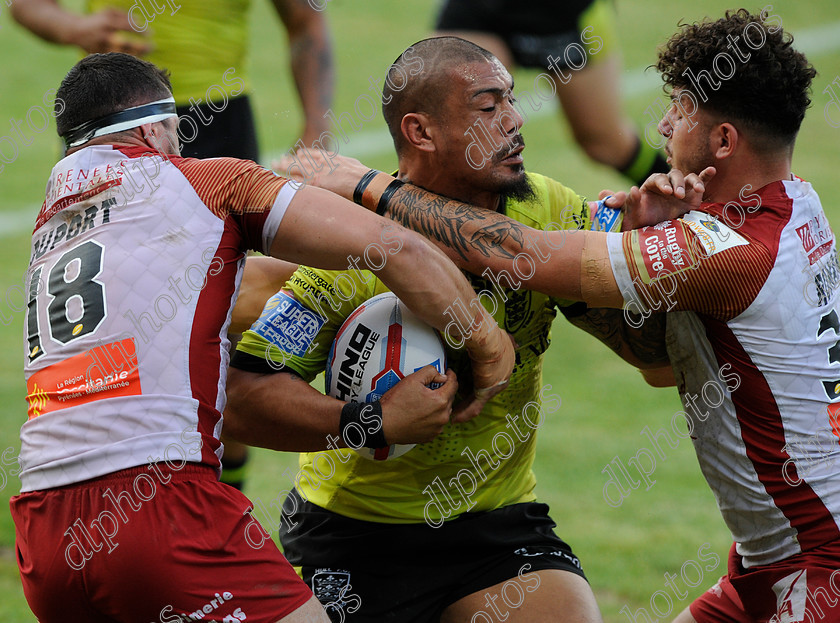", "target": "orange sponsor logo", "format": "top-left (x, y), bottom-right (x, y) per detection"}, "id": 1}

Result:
top-left (26, 336), bottom-right (141, 420)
